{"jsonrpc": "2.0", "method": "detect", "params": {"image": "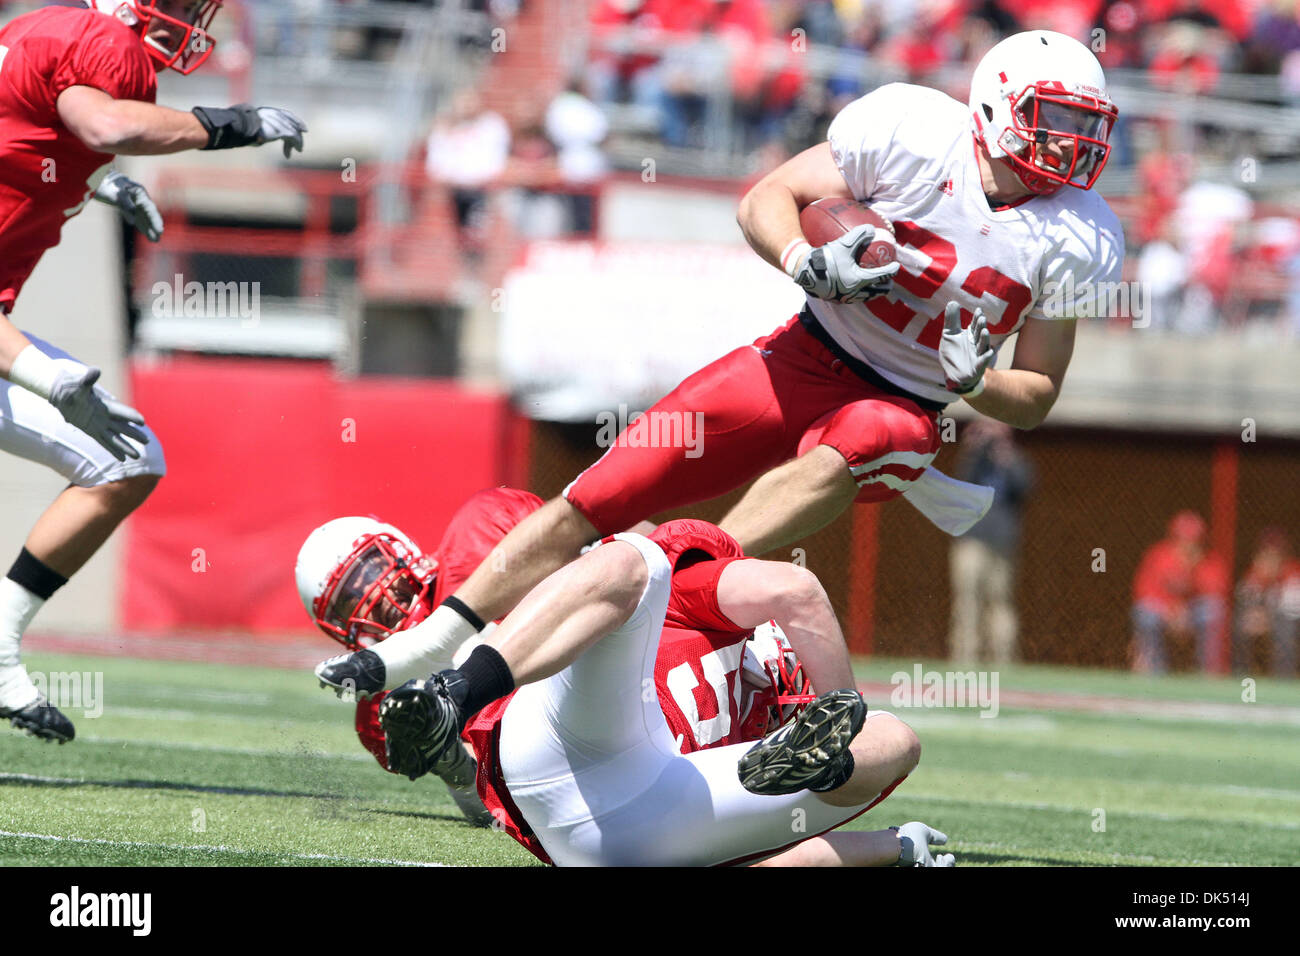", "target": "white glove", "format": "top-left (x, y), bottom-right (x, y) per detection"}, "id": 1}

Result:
top-left (895, 822), bottom-right (955, 866)
top-left (252, 107), bottom-right (308, 158)
top-left (94, 171), bottom-right (163, 242)
top-left (192, 105), bottom-right (308, 158)
top-left (791, 224), bottom-right (899, 303)
top-left (8, 346), bottom-right (148, 462)
top-left (939, 301), bottom-right (995, 397)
